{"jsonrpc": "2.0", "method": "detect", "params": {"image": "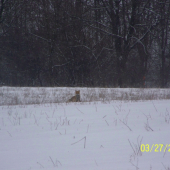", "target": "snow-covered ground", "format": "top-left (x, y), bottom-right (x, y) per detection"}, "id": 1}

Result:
top-left (0, 87), bottom-right (170, 170)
